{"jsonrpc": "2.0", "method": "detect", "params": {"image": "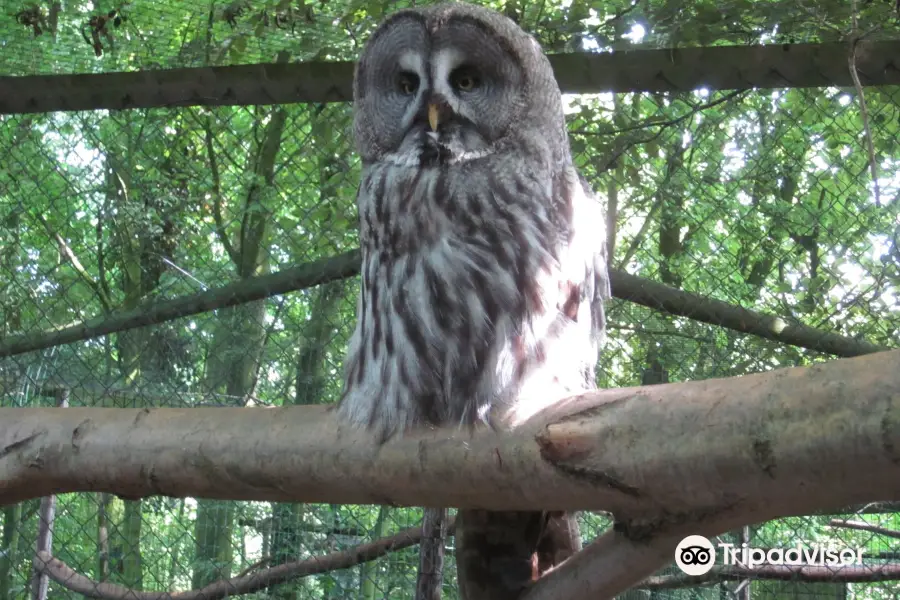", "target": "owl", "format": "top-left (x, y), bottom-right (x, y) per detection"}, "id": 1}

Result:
top-left (336, 2), bottom-right (610, 599)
